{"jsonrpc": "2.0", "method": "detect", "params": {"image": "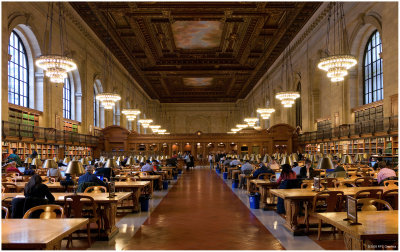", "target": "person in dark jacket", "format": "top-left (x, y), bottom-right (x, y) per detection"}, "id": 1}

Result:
top-left (253, 163), bottom-right (275, 178)
top-left (78, 166), bottom-right (106, 186)
top-left (332, 160), bottom-right (345, 172)
top-left (299, 159), bottom-right (315, 179)
top-left (24, 174), bottom-right (55, 203)
top-left (94, 164), bottom-right (115, 181)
